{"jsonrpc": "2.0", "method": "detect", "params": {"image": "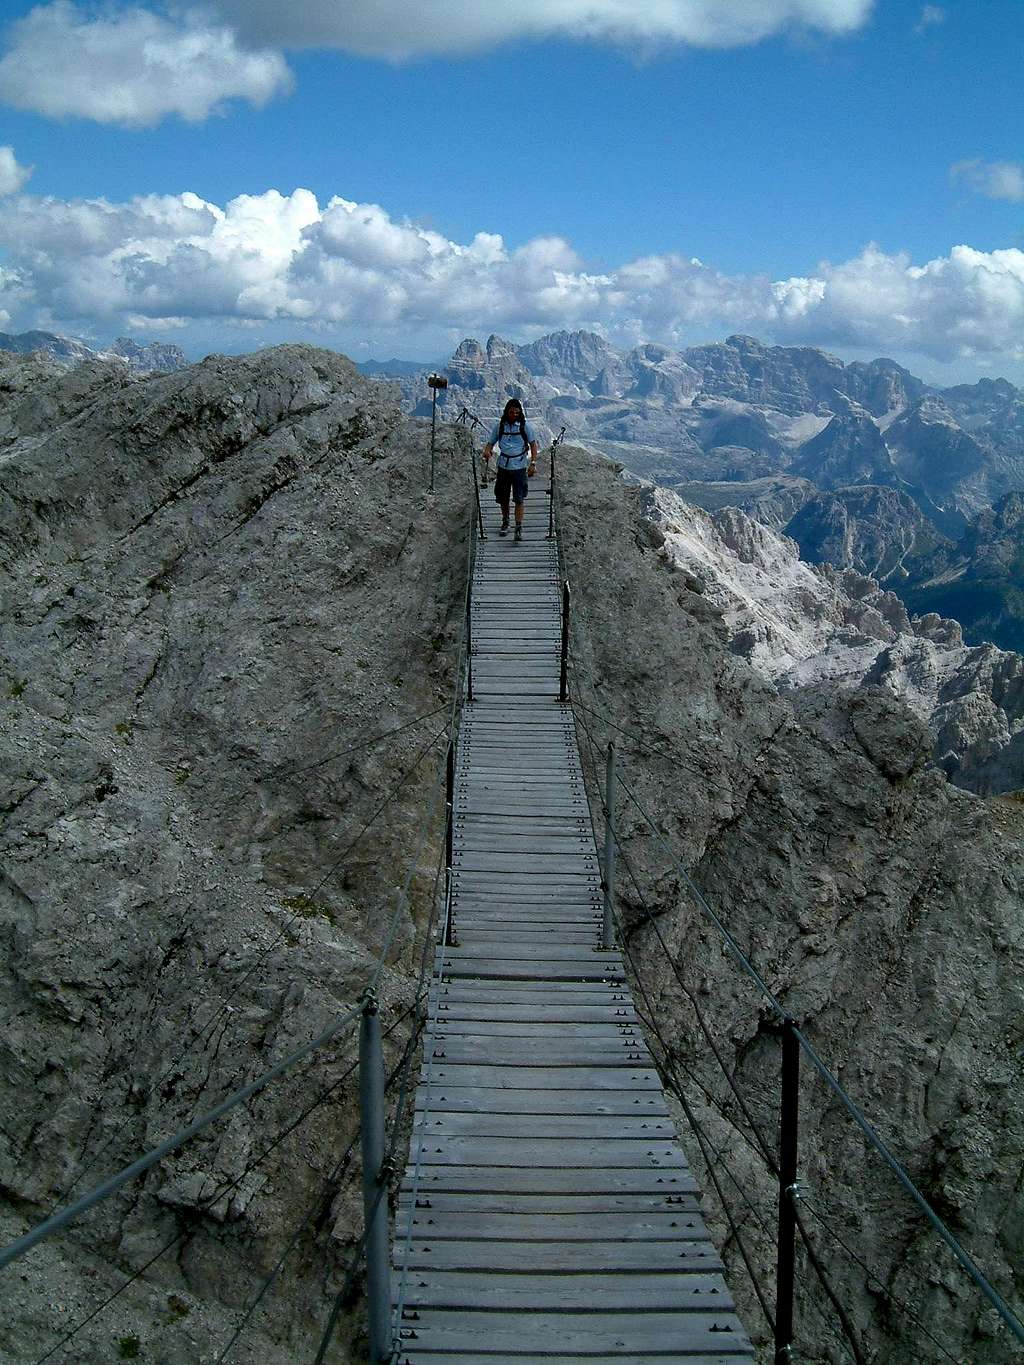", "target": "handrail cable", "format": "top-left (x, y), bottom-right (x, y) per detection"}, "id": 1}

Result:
top-left (572, 696), bottom-right (752, 799)
top-left (224, 1005), bottom-right (431, 1364)
top-left (570, 650), bottom-right (869, 1364)
top-left (556, 607), bottom-right (776, 1331)
top-left (388, 492), bottom-right (480, 1359)
top-left (54, 719), bottom-right (450, 1212)
top-left (606, 896), bottom-right (776, 1333)
top-left (571, 698), bottom-right (778, 1173)
top-left (551, 462), bottom-right (1011, 1353)
top-left (316, 828), bottom-right (448, 1365)
top-left (615, 770), bottom-right (1024, 1346)
top-left (320, 480), bottom-right (479, 1365)
top-left (2, 1004), bottom-right (362, 1278)
top-left (214, 1129), bottom-right (362, 1362)
top-left (265, 704), bottom-right (450, 781)
top-left (32, 999), bottom-right (423, 1365)
top-left (798, 1196), bottom-right (963, 1365)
